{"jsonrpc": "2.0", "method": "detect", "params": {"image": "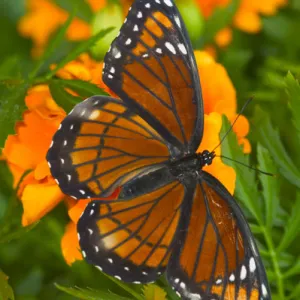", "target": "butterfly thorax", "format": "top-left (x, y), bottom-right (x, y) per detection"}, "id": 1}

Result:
top-left (169, 150), bottom-right (215, 178)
